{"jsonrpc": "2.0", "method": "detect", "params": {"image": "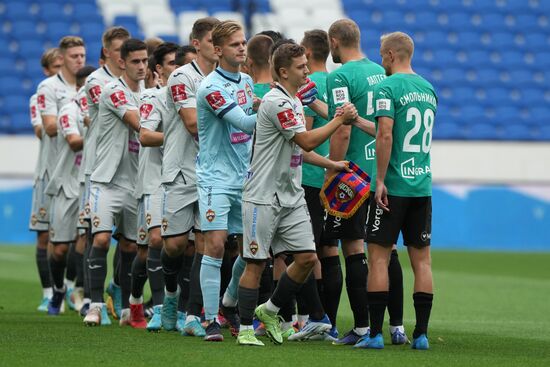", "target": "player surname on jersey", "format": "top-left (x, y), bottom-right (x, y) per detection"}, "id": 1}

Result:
top-left (399, 92), bottom-right (437, 107)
